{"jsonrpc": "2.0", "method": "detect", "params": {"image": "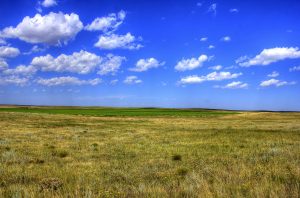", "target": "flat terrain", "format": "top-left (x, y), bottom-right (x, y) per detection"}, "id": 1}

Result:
top-left (0, 106), bottom-right (299, 197)
top-left (0, 106), bottom-right (235, 117)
